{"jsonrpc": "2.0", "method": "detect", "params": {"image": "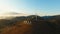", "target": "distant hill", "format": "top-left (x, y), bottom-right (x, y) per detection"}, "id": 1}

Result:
top-left (0, 15), bottom-right (60, 34)
top-left (0, 12), bottom-right (29, 19)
